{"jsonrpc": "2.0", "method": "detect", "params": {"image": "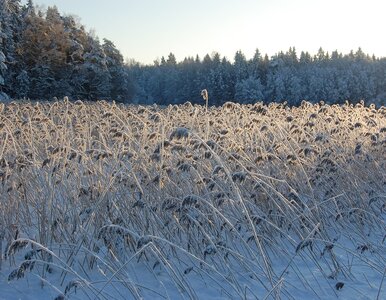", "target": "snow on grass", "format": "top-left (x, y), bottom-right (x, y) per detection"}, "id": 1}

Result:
top-left (0, 99), bottom-right (385, 299)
